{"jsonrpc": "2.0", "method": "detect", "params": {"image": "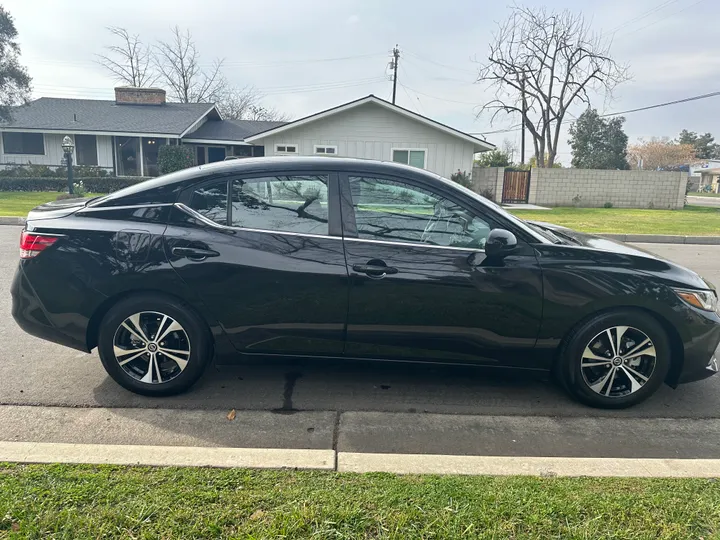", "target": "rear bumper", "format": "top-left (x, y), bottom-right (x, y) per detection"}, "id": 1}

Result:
top-left (11, 265), bottom-right (89, 352)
